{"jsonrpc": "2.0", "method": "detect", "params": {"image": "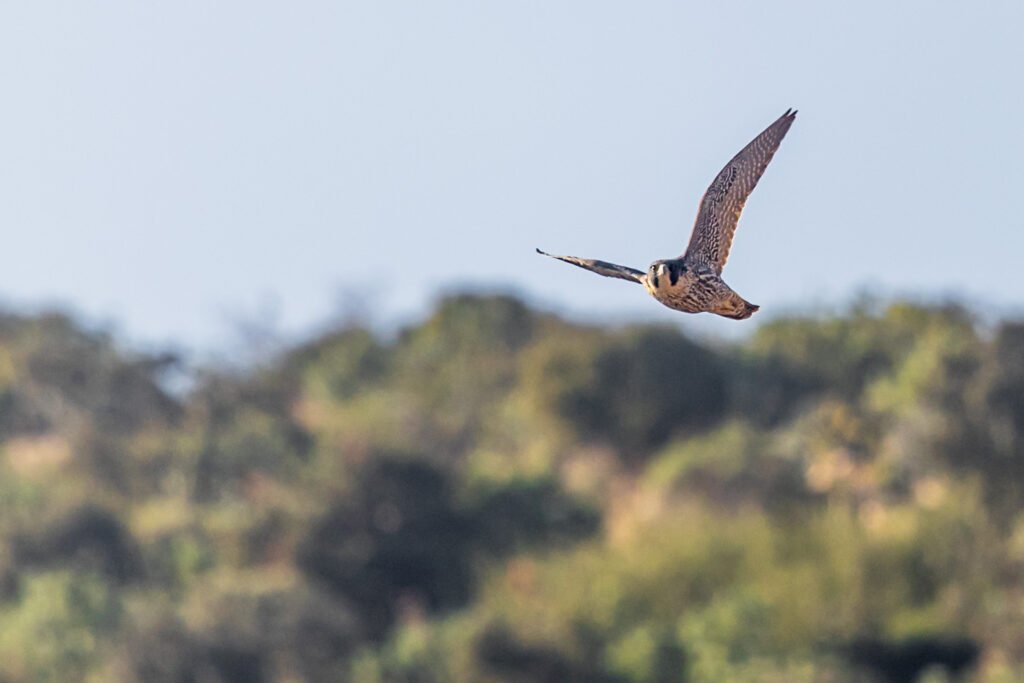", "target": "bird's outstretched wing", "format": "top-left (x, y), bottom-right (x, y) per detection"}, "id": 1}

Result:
top-left (682, 109), bottom-right (796, 274)
top-left (536, 249), bottom-right (644, 284)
